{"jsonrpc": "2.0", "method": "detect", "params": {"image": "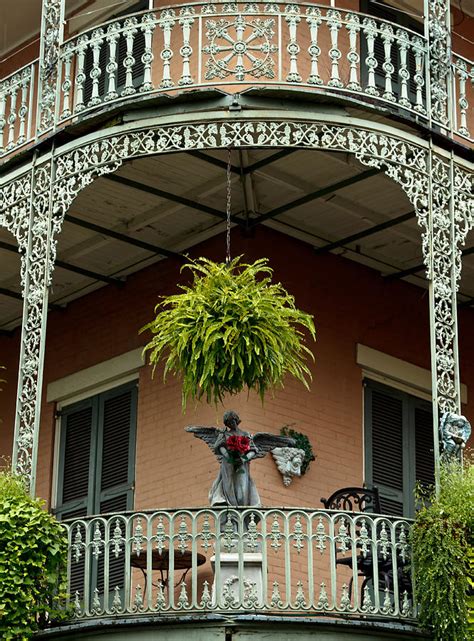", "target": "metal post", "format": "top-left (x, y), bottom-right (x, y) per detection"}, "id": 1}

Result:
top-left (12, 156), bottom-right (54, 494)
top-left (425, 0), bottom-right (452, 131)
top-left (37, 0), bottom-right (65, 136)
top-left (427, 144), bottom-right (464, 493)
top-left (427, 144), bottom-right (440, 494)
